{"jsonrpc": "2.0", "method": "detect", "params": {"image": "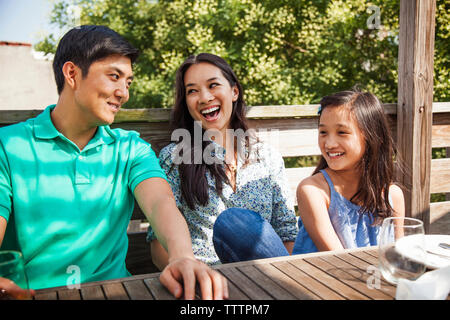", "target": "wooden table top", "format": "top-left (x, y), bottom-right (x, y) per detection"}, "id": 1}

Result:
top-left (34, 246), bottom-right (403, 300)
